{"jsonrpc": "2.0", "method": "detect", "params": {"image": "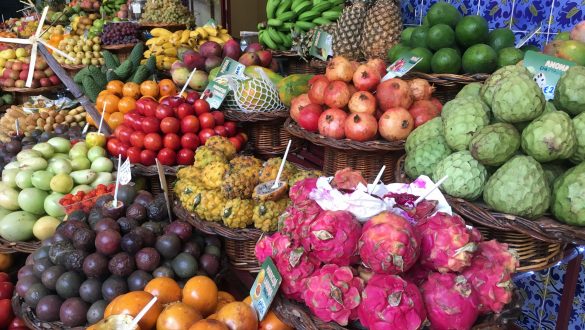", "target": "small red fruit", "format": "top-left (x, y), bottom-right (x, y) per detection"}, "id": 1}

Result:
top-left (198, 128), bottom-right (216, 144)
top-left (126, 146), bottom-right (142, 163)
top-left (140, 149), bottom-right (156, 166)
top-left (181, 115), bottom-right (200, 133)
top-left (160, 117), bottom-right (180, 134)
top-left (229, 137), bottom-right (242, 152)
top-left (214, 125), bottom-right (228, 137)
top-left (224, 121), bottom-right (237, 136)
top-left (141, 117), bottom-right (161, 134)
top-left (211, 111), bottom-right (225, 125)
top-left (181, 133), bottom-right (200, 150)
top-left (144, 133), bottom-right (163, 151)
top-left (157, 148), bottom-right (176, 166)
top-left (199, 113), bottom-right (216, 129)
top-left (177, 149), bottom-right (195, 165)
top-left (194, 99), bottom-right (211, 115)
top-left (155, 104), bottom-right (174, 120)
top-left (163, 133), bottom-right (181, 150)
top-left (130, 131), bottom-right (145, 148)
top-left (176, 103), bottom-right (195, 119)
